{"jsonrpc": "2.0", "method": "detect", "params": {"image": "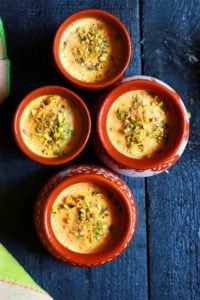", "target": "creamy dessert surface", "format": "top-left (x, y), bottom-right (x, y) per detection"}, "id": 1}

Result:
top-left (107, 89), bottom-right (173, 159)
top-left (59, 17), bottom-right (124, 83)
top-left (20, 95), bottom-right (82, 158)
top-left (51, 182), bottom-right (123, 254)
